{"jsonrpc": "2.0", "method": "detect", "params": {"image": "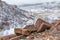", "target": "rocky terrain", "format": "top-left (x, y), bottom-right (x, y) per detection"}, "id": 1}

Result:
top-left (0, 18), bottom-right (60, 40)
top-left (0, 0), bottom-right (60, 40)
